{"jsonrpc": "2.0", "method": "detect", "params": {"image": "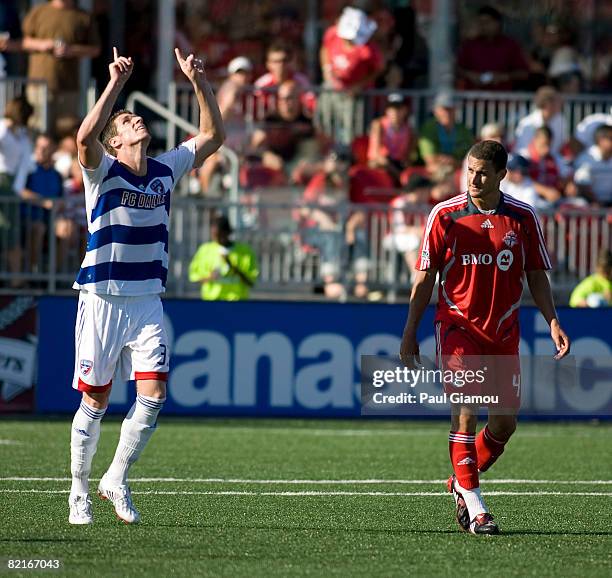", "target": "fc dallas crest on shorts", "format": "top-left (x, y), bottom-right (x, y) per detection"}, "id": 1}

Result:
top-left (80, 359), bottom-right (93, 376)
